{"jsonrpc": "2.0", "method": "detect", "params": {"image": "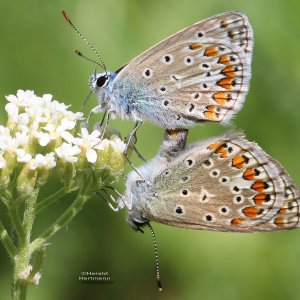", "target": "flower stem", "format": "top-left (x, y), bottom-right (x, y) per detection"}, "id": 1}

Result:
top-left (35, 187), bottom-right (69, 214)
top-left (11, 189), bottom-right (39, 300)
top-left (2, 192), bottom-right (25, 244)
top-left (30, 179), bottom-right (92, 253)
top-left (7, 201), bottom-right (25, 244)
top-left (0, 219), bottom-right (16, 257)
top-left (22, 189), bottom-right (39, 244)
